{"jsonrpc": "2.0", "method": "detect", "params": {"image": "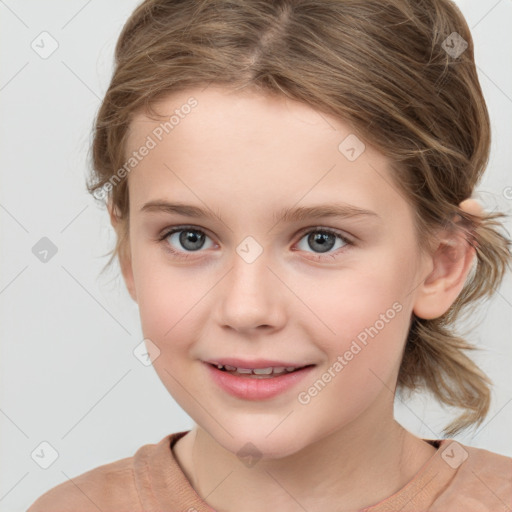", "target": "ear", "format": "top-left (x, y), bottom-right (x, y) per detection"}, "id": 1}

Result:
top-left (108, 202), bottom-right (137, 303)
top-left (412, 224), bottom-right (476, 320)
